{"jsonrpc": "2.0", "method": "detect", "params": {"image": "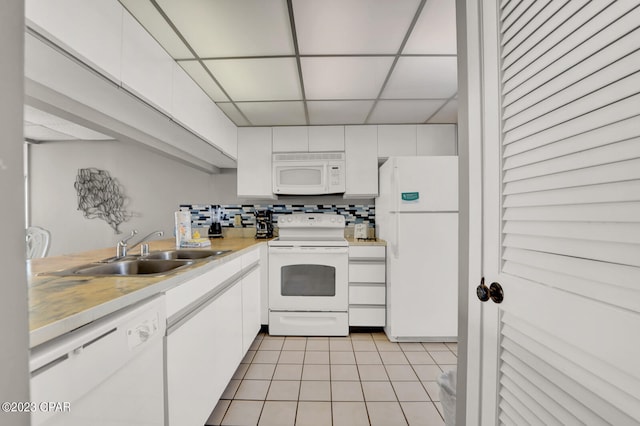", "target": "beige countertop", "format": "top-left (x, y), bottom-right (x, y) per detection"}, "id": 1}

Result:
top-left (345, 237), bottom-right (387, 246)
top-left (28, 237), bottom-right (267, 348)
top-left (28, 233), bottom-right (384, 348)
